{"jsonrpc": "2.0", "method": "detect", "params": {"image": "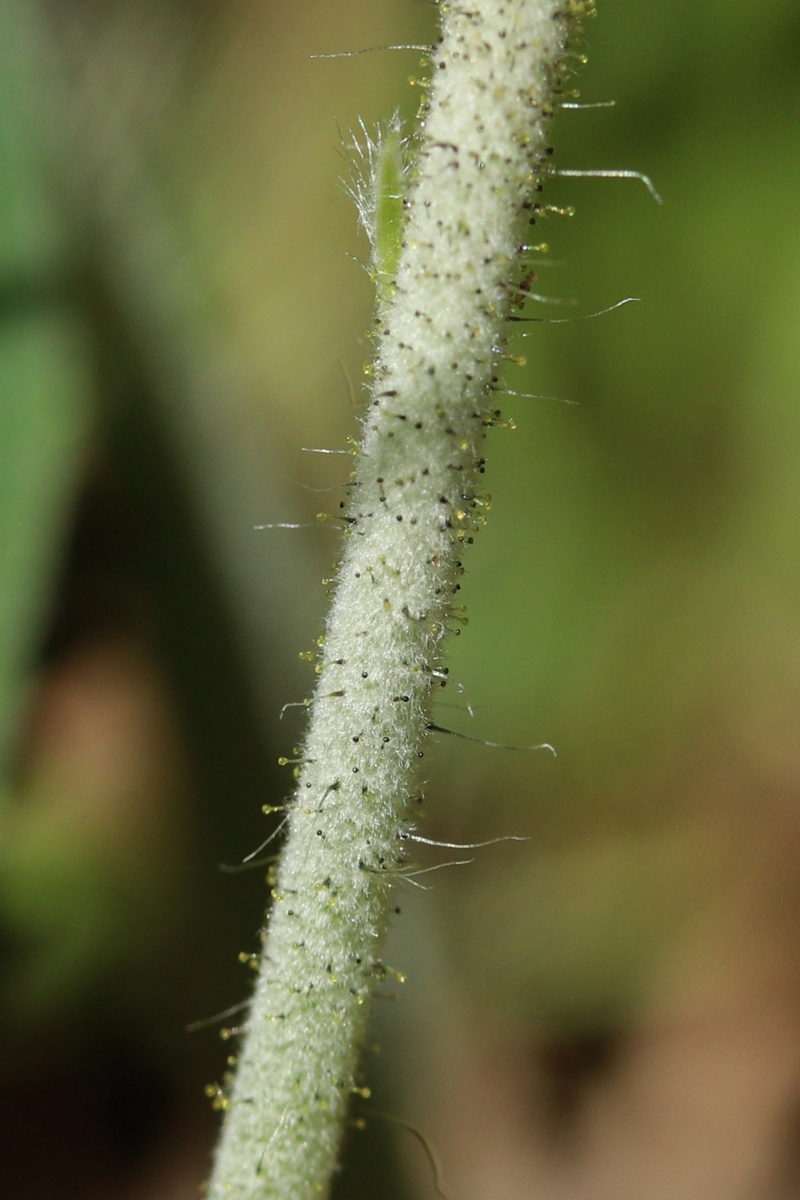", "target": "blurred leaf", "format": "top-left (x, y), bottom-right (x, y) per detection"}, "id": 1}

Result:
top-left (0, 5), bottom-right (91, 774)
